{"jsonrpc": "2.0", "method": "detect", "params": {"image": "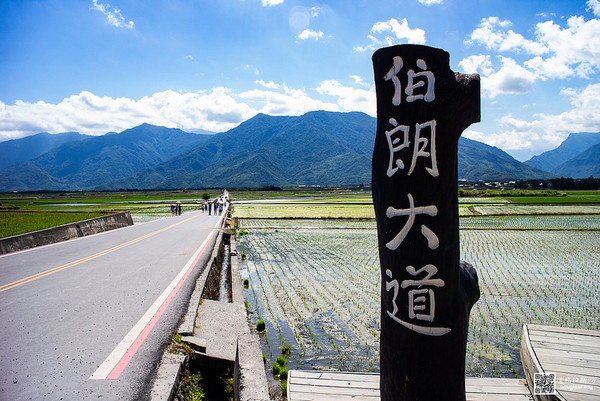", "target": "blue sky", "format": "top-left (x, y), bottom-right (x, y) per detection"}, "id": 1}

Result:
top-left (1, 0), bottom-right (599, 161)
